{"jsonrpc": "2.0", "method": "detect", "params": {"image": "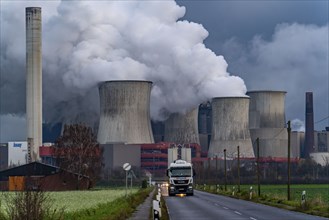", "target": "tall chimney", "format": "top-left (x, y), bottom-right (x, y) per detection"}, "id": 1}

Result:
top-left (26, 7), bottom-right (42, 162)
top-left (304, 92), bottom-right (314, 158)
